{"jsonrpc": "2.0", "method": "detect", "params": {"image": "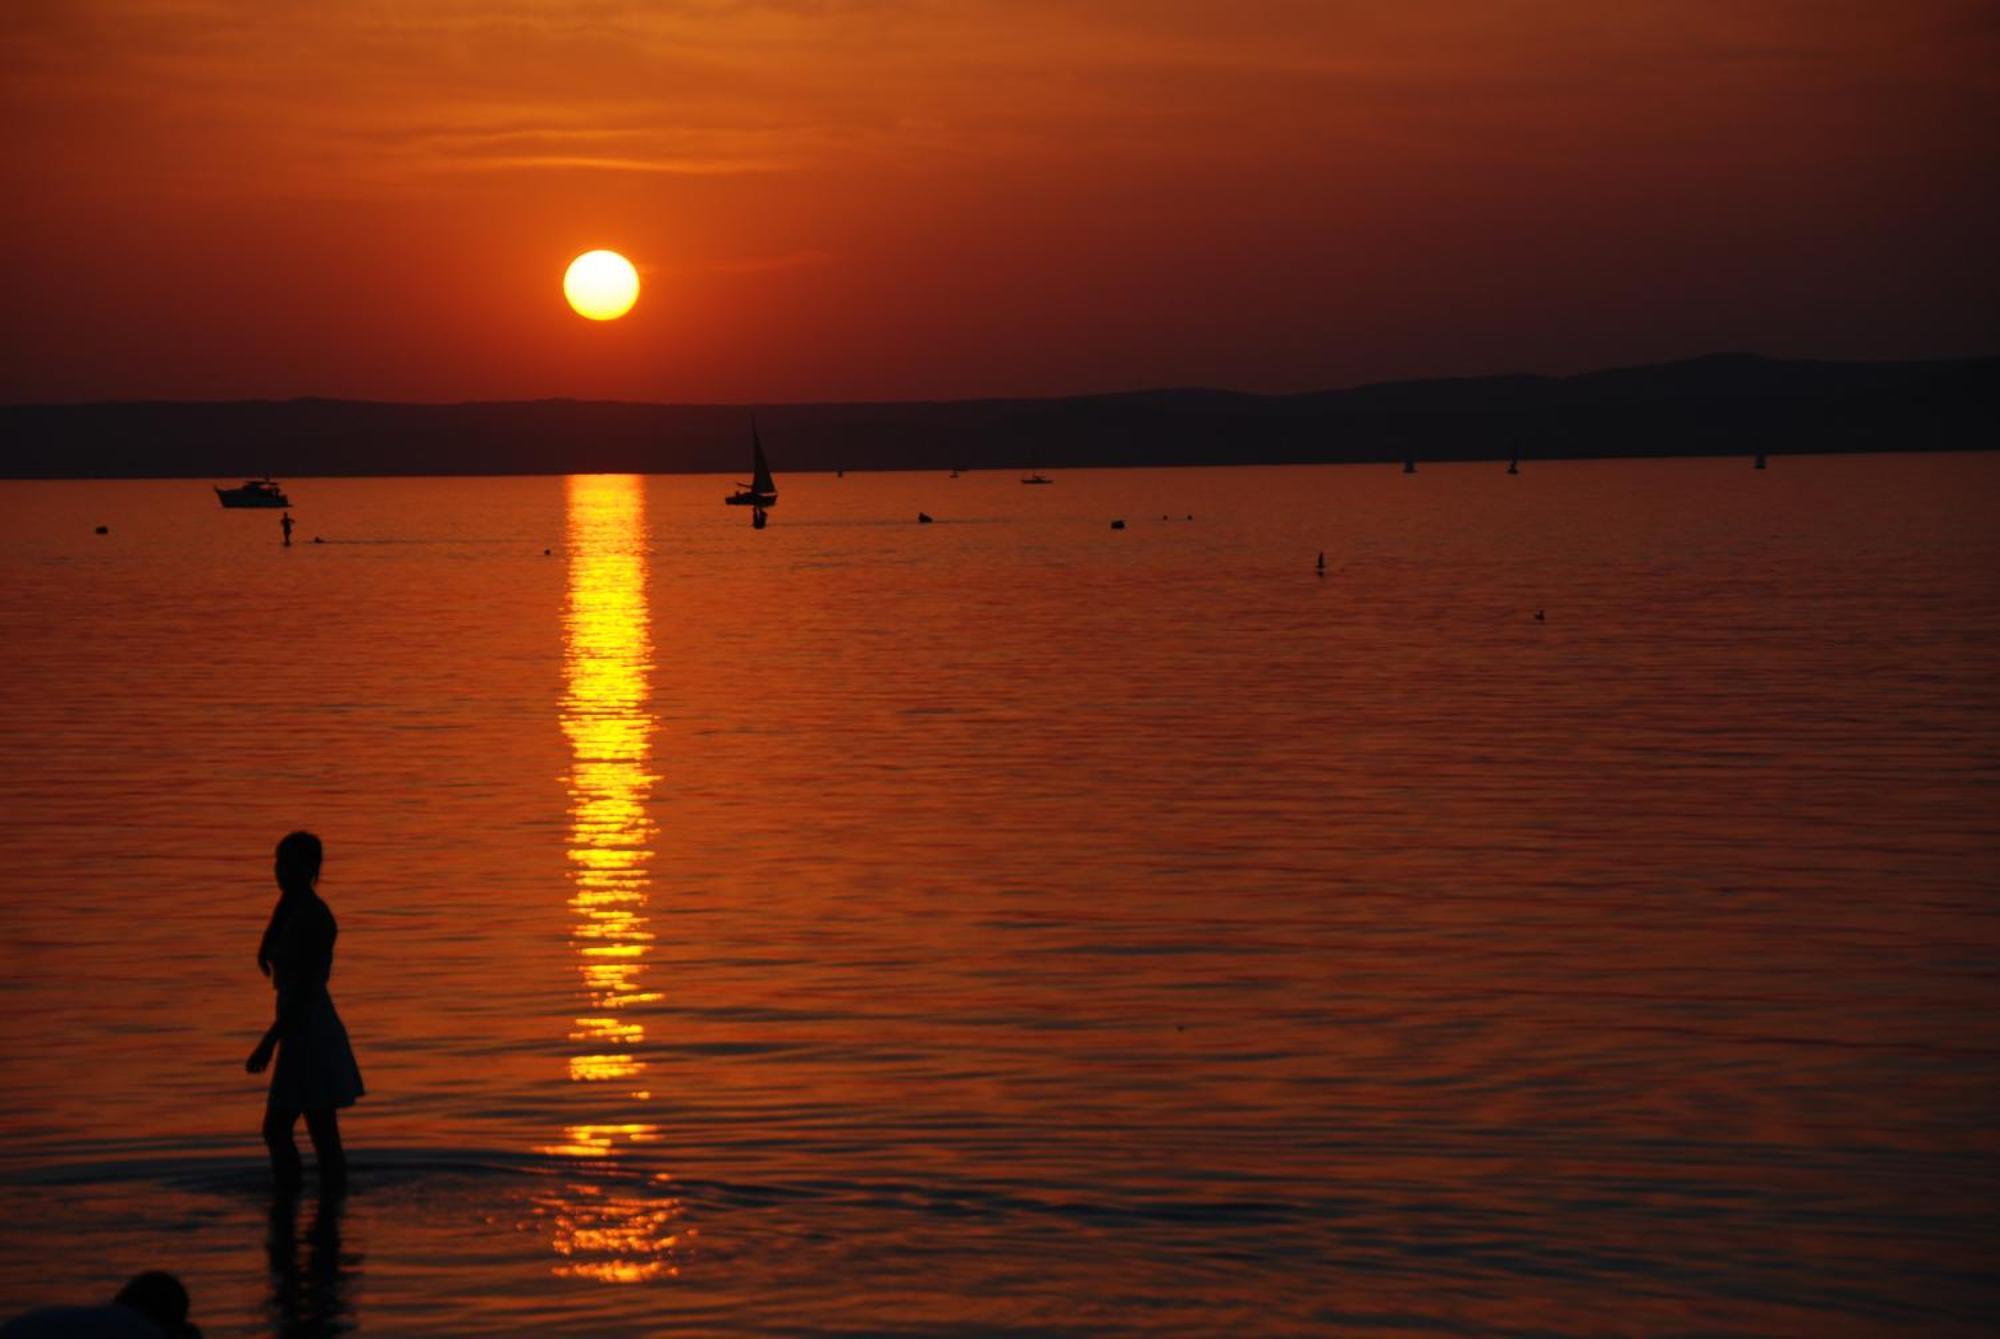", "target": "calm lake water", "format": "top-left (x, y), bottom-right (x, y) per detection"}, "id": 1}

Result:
top-left (0, 458), bottom-right (1995, 1337)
